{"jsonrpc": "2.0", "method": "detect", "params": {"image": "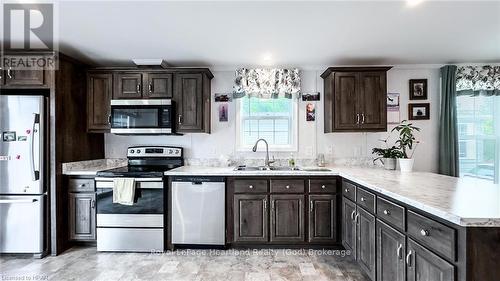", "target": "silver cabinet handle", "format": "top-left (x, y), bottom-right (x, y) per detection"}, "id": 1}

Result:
top-left (321, 185), bottom-right (326, 189)
top-left (249, 185), bottom-right (253, 189)
top-left (271, 200), bottom-right (275, 210)
top-left (420, 229), bottom-right (429, 236)
top-left (263, 199), bottom-right (267, 210)
top-left (350, 210), bottom-right (356, 220)
top-left (344, 188), bottom-right (349, 193)
top-left (356, 113), bottom-right (360, 124)
top-left (406, 251), bottom-right (412, 266)
top-left (383, 209), bottom-right (390, 215)
top-left (285, 185), bottom-right (290, 189)
top-left (361, 113), bottom-right (365, 124)
top-left (360, 197), bottom-right (365, 202)
top-left (91, 199), bottom-right (95, 209)
top-left (7, 68), bottom-right (12, 79)
top-left (310, 201), bottom-right (313, 212)
top-left (136, 83), bottom-right (141, 93)
top-left (78, 184), bottom-right (86, 188)
top-left (178, 115), bottom-right (182, 124)
top-left (108, 114), bottom-right (112, 124)
top-left (397, 244), bottom-right (403, 259)
top-left (148, 83), bottom-right (153, 93)
top-left (355, 213), bottom-right (360, 224)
